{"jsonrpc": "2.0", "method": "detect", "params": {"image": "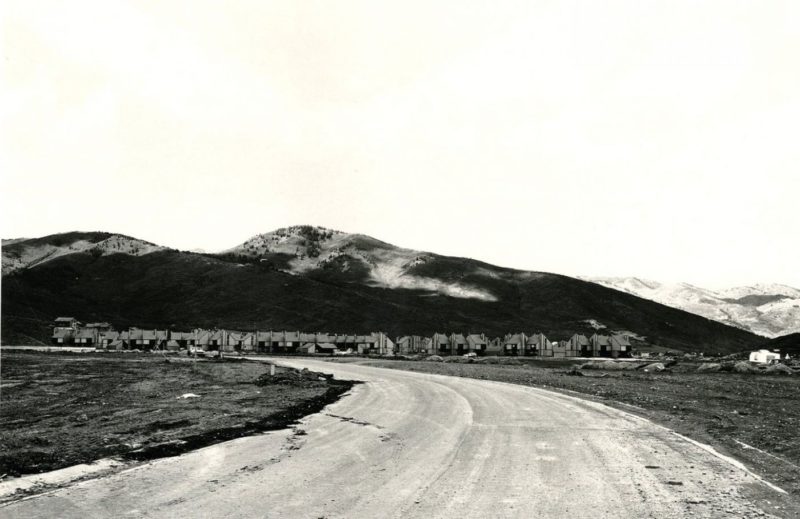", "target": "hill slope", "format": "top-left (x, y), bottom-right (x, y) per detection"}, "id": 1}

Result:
top-left (585, 277), bottom-right (800, 338)
top-left (2, 227), bottom-right (761, 353)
